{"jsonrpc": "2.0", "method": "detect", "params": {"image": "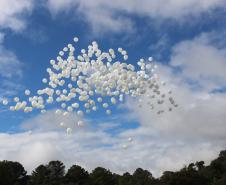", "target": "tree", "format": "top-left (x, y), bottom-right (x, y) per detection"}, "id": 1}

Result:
top-left (28, 161), bottom-right (65, 185)
top-left (133, 168), bottom-right (155, 185)
top-left (159, 171), bottom-right (175, 185)
top-left (3, 149), bottom-right (226, 185)
top-left (195, 161), bottom-right (205, 171)
top-left (163, 167), bottom-right (207, 185)
top-left (90, 167), bottom-right (117, 185)
top-left (28, 165), bottom-right (49, 185)
top-left (210, 150), bottom-right (226, 179)
top-left (46, 160), bottom-right (65, 184)
top-left (65, 165), bottom-right (90, 185)
top-left (0, 160), bottom-right (28, 185)
top-left (212, 175), bottom-right (226, 185)
top-left (119, 172), bottom-right (136, 185)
